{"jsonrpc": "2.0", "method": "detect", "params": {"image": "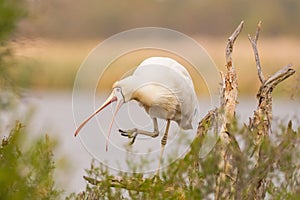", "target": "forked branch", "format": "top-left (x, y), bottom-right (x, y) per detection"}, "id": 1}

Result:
top-left (248, 22), bottom-right (295, 138)
top-left (246, 21), bottom-right (296, 200)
